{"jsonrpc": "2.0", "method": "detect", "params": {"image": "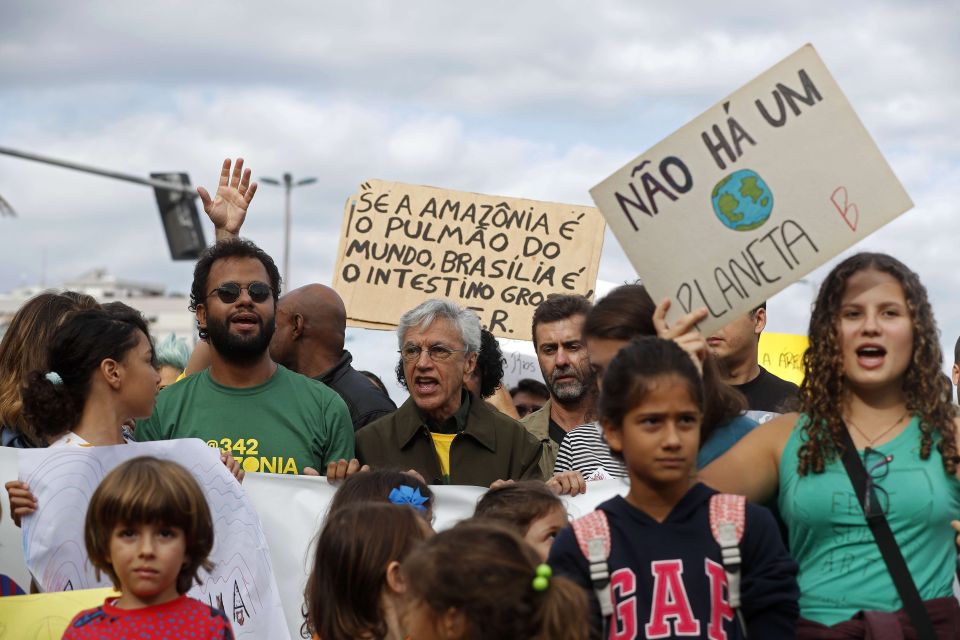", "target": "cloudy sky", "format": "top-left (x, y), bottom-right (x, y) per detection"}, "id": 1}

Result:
top-left (1, 1), bottom-right (958, 389)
